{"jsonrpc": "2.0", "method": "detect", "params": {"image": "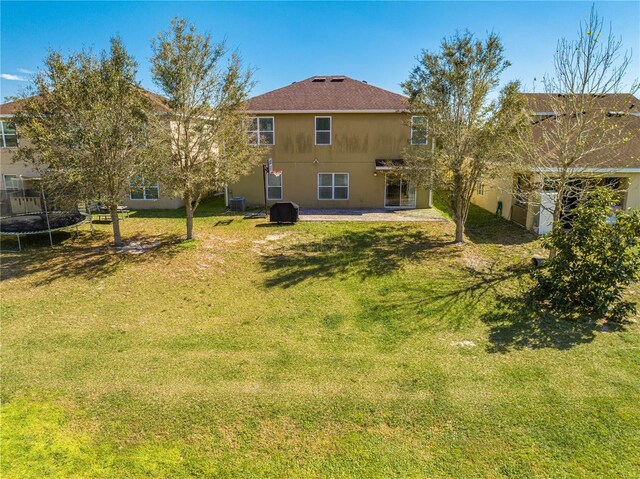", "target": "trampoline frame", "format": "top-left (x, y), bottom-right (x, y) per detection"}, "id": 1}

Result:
top-left (0, 211), bottom-right (93, 252)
